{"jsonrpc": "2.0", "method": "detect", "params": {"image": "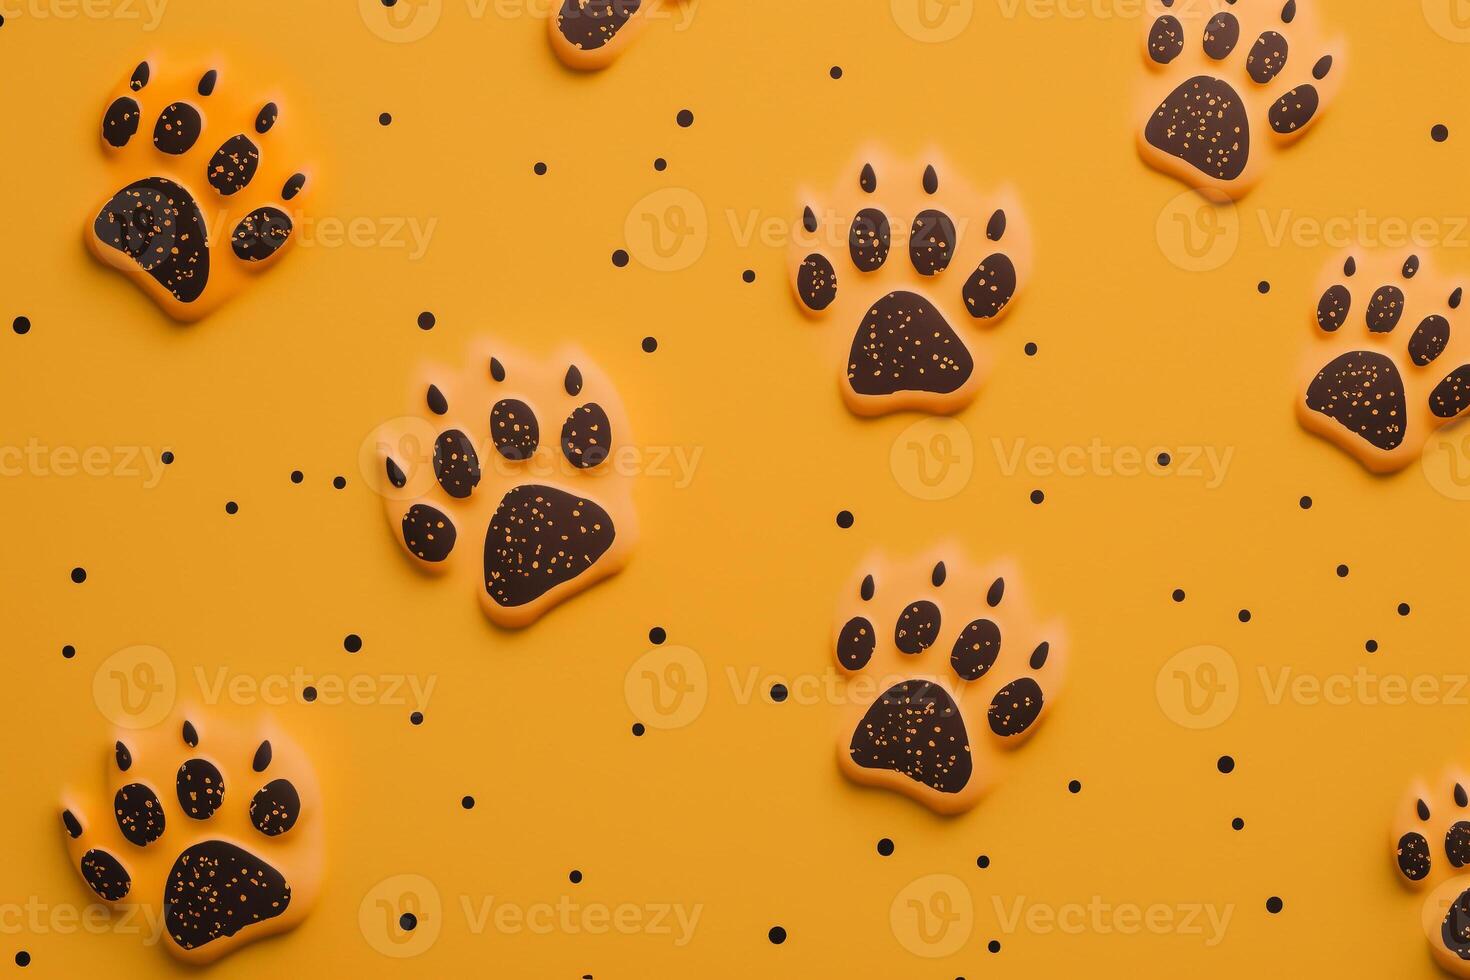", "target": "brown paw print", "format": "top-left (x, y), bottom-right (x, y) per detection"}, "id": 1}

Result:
top-left (1138, 0), bottom-right (1343, 200)
top-left (1297, 251), bottom-right (1467, 473)
top-left (789, 149), bottom-right (1032, 417)
top-left (833, 548), bottom-right (1065, 815)
top-left (86, 59), bottom-right (311, 321)
top-left (373, 342), bottom-right (638, 629)
top-left (60, 713), bottom-right (323, 964)
top-left (1392, 769), bottom-right (1470, 978)
top-left (548, 0), bottom-right (687, 70)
